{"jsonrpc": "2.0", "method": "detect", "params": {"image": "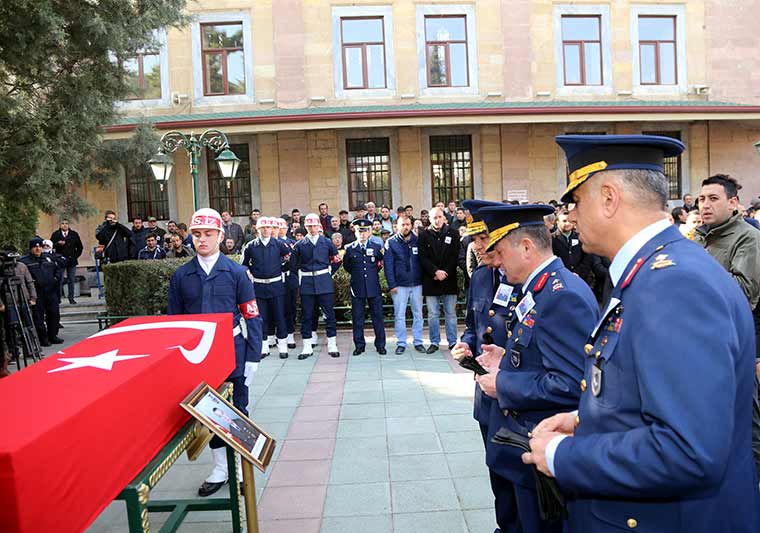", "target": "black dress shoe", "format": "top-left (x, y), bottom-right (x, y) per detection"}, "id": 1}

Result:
top-left (198, 480), bottom-right (227, 497)
top-left (40, 340), bottom-right (51, 347)
top-left (279, 352), bottom-right (288, 359)
top-left (329, 351), bottom-right (340, 358)
top-left (352, 347), bottom-right (365, 356)
top-left (377, 347), bottom-right (387, 355)
top-left (395, 346), bottom-right (406, 355)
top-left (414, 345), bottom-right (426, 353)
top-left (298, 352), bottom-right (312, 360)
top-left (426, 344), bottom-right (439, 354)
top-left (68, 299), bottom-right (77, 305)
top-left (49, 337), bottom-right (64, 344)
top-left (287, 343), bottom-right (297, 349)
top-left (448, 343), bottom-right (456, 350)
